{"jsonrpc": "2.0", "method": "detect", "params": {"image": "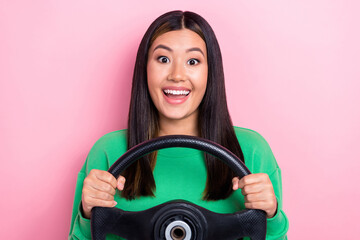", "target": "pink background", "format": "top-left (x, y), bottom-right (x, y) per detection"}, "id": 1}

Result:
top-left (1, 0), bottom-right (359, 239)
